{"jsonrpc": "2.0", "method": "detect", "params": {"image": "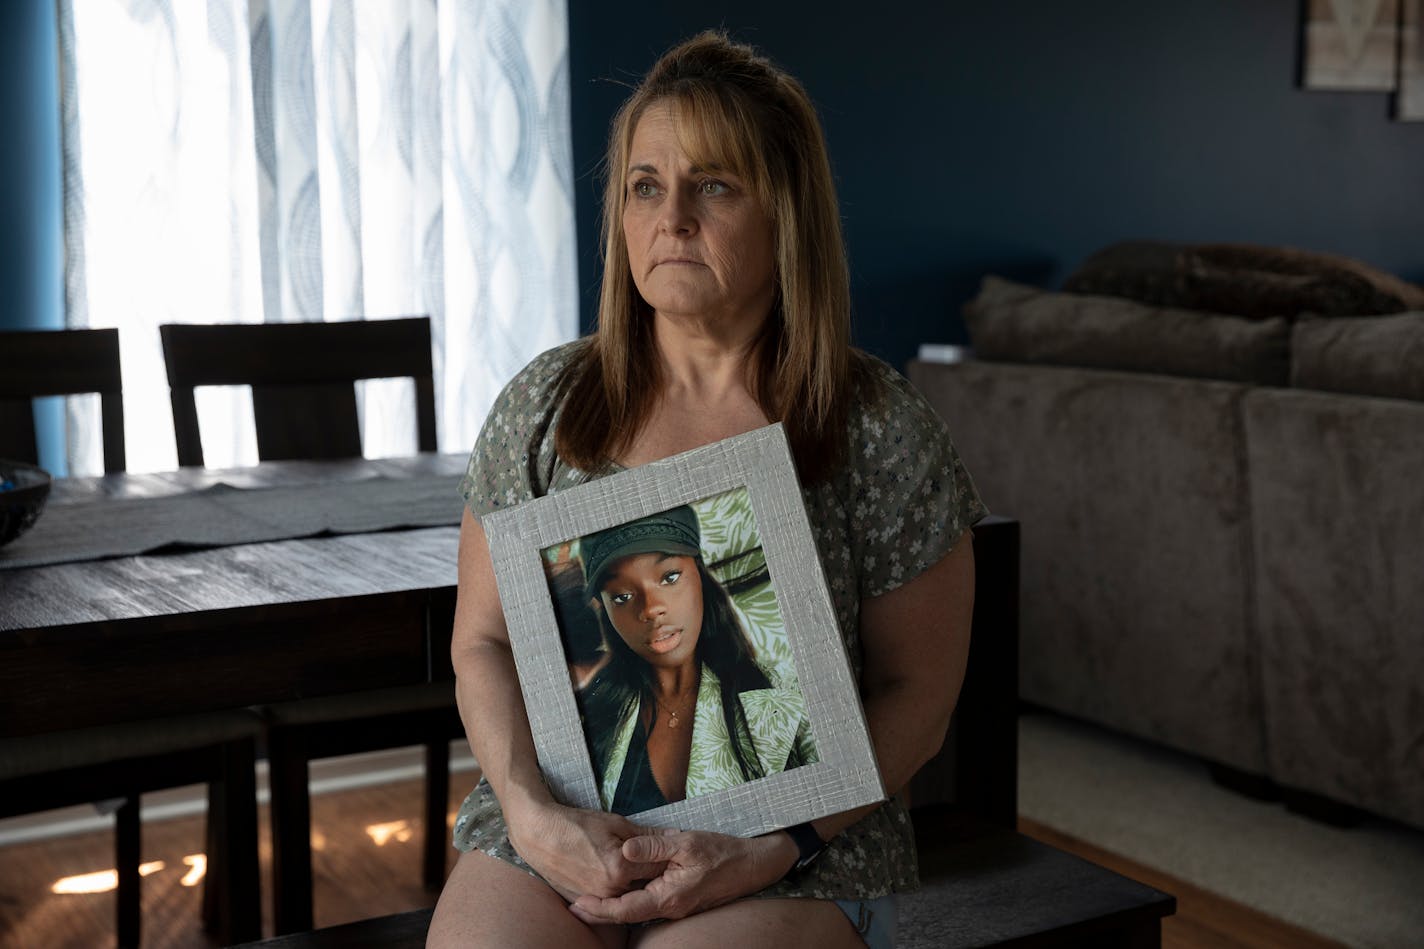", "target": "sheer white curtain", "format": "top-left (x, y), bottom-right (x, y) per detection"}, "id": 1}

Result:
top-left (59, 0), bottom-right (577, 474)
